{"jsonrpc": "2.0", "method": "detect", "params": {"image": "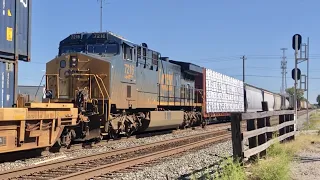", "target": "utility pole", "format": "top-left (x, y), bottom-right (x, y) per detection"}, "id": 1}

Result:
top-left (280, 48), bottom-right (287, 109)
top-left (241, 55), bottom-right (247, 82)
top-left (307, 37), bottom-right (310, 126)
